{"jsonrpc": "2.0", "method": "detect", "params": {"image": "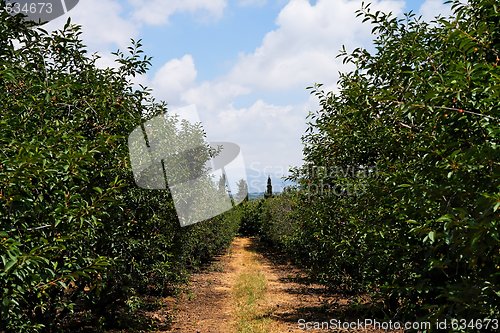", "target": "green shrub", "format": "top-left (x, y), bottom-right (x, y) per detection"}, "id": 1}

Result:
top-left (0, 9), bottom-right (240, 332)
top-left (258, 0), bottom-right (500, 323)
top-left (238, 199), bottom-right (263, 236)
